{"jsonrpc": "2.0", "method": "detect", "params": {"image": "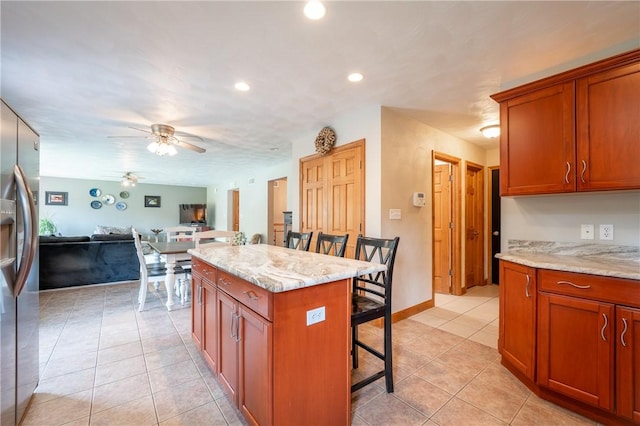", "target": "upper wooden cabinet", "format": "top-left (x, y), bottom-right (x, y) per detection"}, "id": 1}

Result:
top-left (492, 49), bottom-right (640, 196)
